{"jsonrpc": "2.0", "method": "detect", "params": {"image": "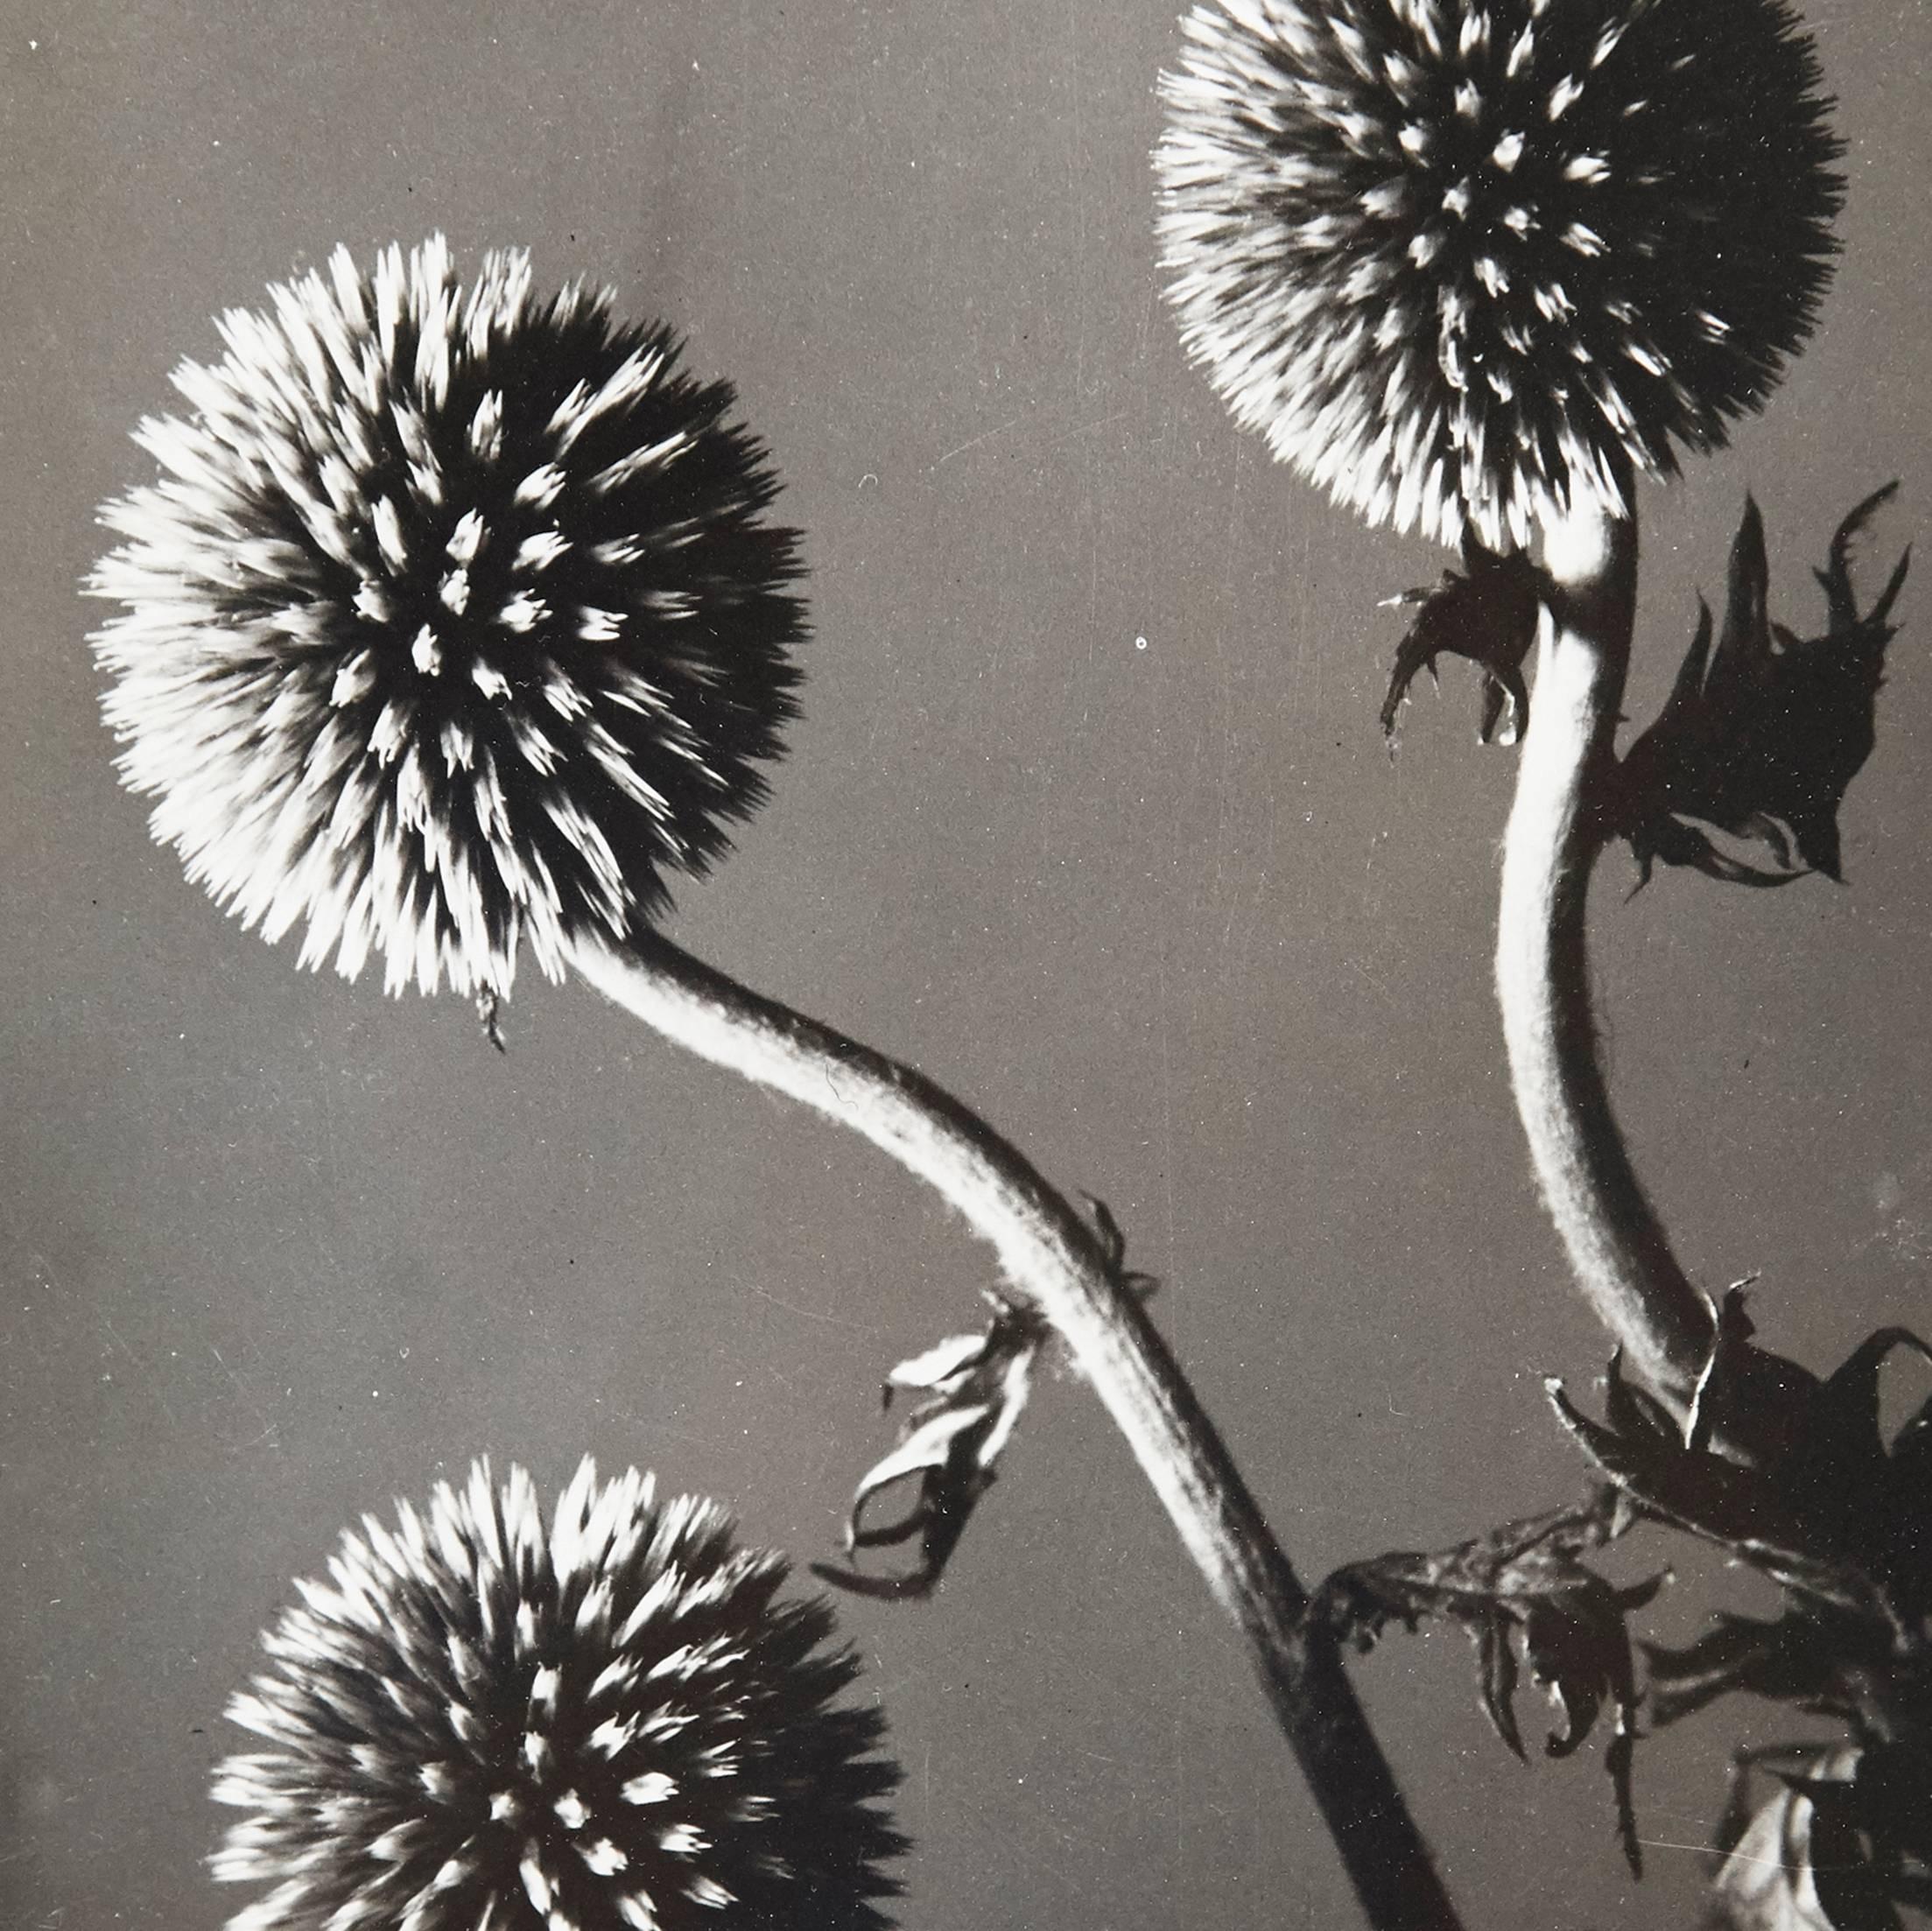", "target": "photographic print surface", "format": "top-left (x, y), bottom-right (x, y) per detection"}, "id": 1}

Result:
top-left (4, 4), bottom-right (1929, 1927)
